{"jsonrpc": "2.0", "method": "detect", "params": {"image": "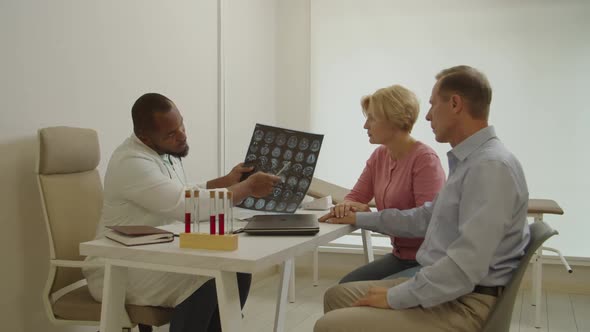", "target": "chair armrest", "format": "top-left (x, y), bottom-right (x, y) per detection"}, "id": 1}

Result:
top-left (51, 259), bottom-right (103, 269)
